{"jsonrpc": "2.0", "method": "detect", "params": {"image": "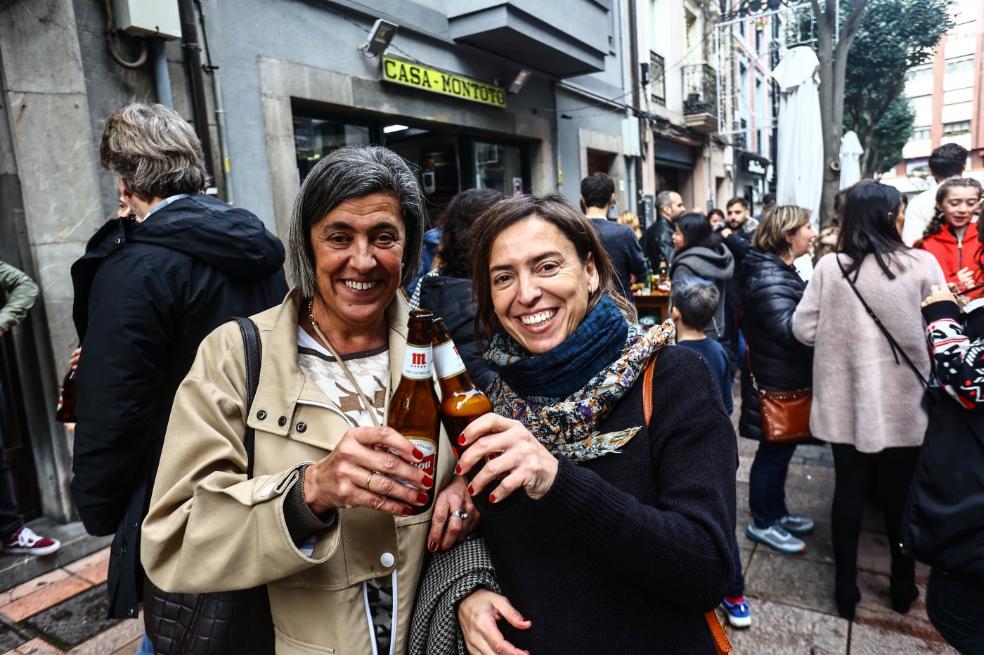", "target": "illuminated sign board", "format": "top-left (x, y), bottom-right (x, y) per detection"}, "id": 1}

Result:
top-left (381, 56), bottom-right (506, 109)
